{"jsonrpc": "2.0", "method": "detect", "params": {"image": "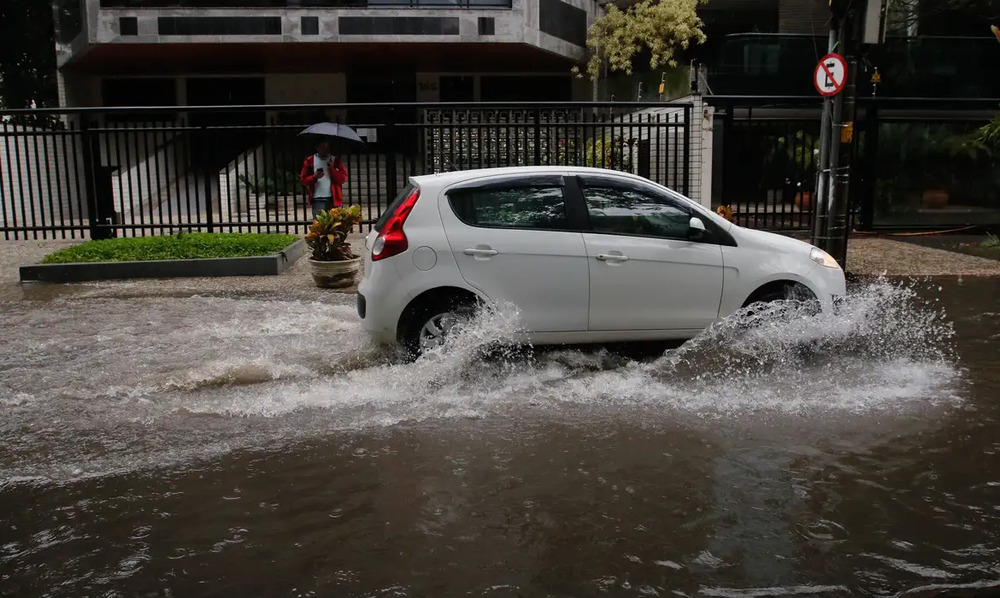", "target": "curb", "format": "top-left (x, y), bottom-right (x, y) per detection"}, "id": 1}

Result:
top-left (19, 239), bottom-right (306, 283)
